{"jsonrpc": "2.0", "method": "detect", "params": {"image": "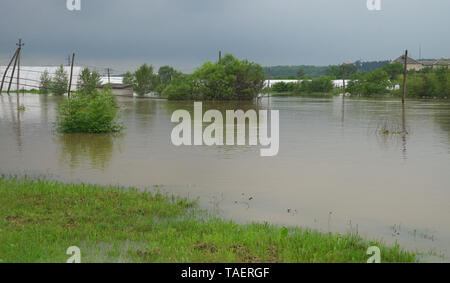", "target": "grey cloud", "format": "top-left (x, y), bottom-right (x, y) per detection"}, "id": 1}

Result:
top-left (0, 0), bottom-right (449, 72)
